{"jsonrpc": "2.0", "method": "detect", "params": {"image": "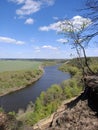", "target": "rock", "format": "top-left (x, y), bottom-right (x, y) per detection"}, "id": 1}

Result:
top-left (46, 91), bottom-right (98, 130)
top-left (0, 112), bottom-right (7, 127)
